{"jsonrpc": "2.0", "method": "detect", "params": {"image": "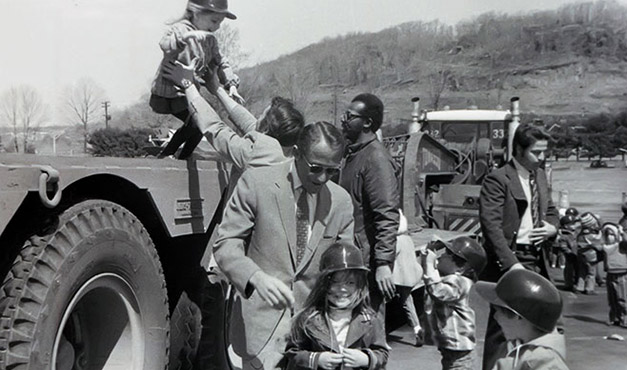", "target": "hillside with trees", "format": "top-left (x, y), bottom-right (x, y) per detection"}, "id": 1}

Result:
top-left (236, 0), bottom-right (627, 137)
top-left (2, 1), bottom-right (626, 158)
